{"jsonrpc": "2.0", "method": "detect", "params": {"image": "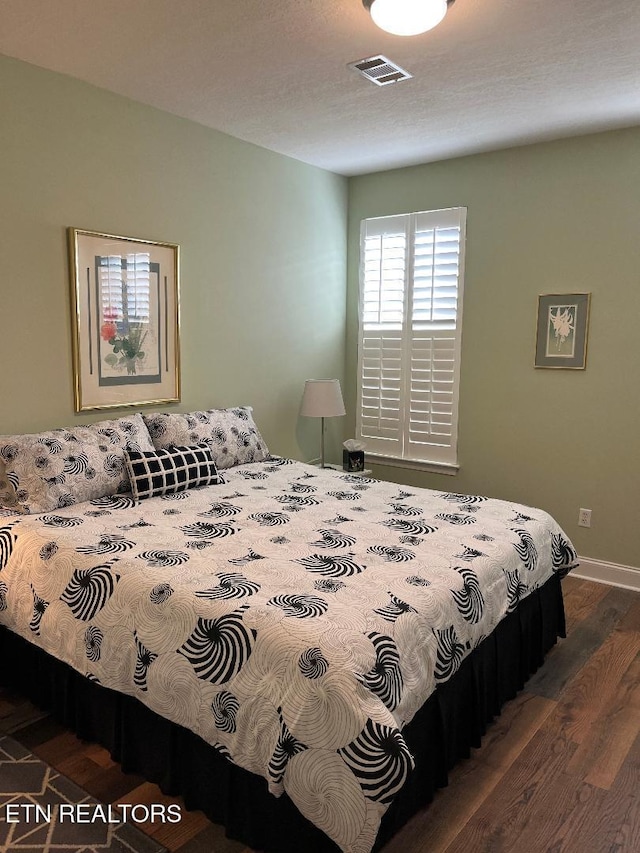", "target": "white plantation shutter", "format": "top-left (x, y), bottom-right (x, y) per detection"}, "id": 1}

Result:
top-left (357, 208), bottom-right (466, 467)
top-left (359, 215), bottom-right (407, 457)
